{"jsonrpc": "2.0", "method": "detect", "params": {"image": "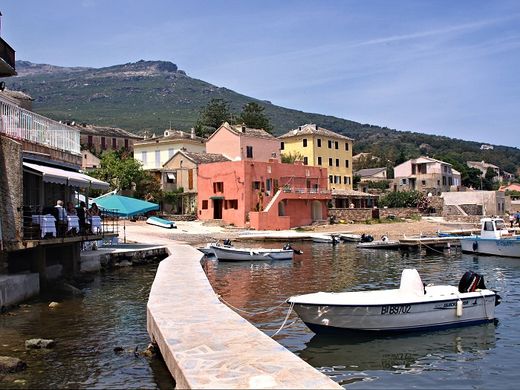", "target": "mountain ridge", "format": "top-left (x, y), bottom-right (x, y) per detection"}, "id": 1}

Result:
top-left (6, 60), bottom-right (520, 174)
